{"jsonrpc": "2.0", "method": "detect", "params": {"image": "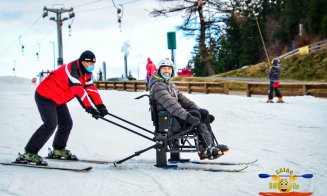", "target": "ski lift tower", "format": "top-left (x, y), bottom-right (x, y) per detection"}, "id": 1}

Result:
top-left (42, 5), bottom-right (75, 67)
